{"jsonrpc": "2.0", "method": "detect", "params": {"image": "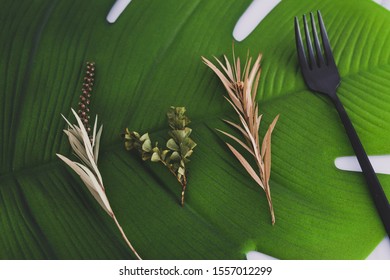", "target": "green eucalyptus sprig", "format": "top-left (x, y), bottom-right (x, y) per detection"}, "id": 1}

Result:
top-left (124, 107), bottom-right (196, 206)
